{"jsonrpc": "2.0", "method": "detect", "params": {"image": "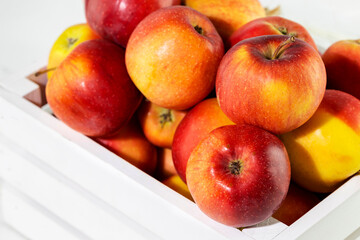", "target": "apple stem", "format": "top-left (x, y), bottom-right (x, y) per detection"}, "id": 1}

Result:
top-left (68, 38), bottom-right (78, 46)
top-left (271, 36), bottom-right (296, 60)
top-left (229, 160), bottom-right (242, 175)
top-left (159, 109), bottom-right (172, 128)
top-left (277, 26), bottom-right (287, 35)
top-left (194, 25), bottom-right (204, 35)
top-left (34, 67), bottom-right (57, 77)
